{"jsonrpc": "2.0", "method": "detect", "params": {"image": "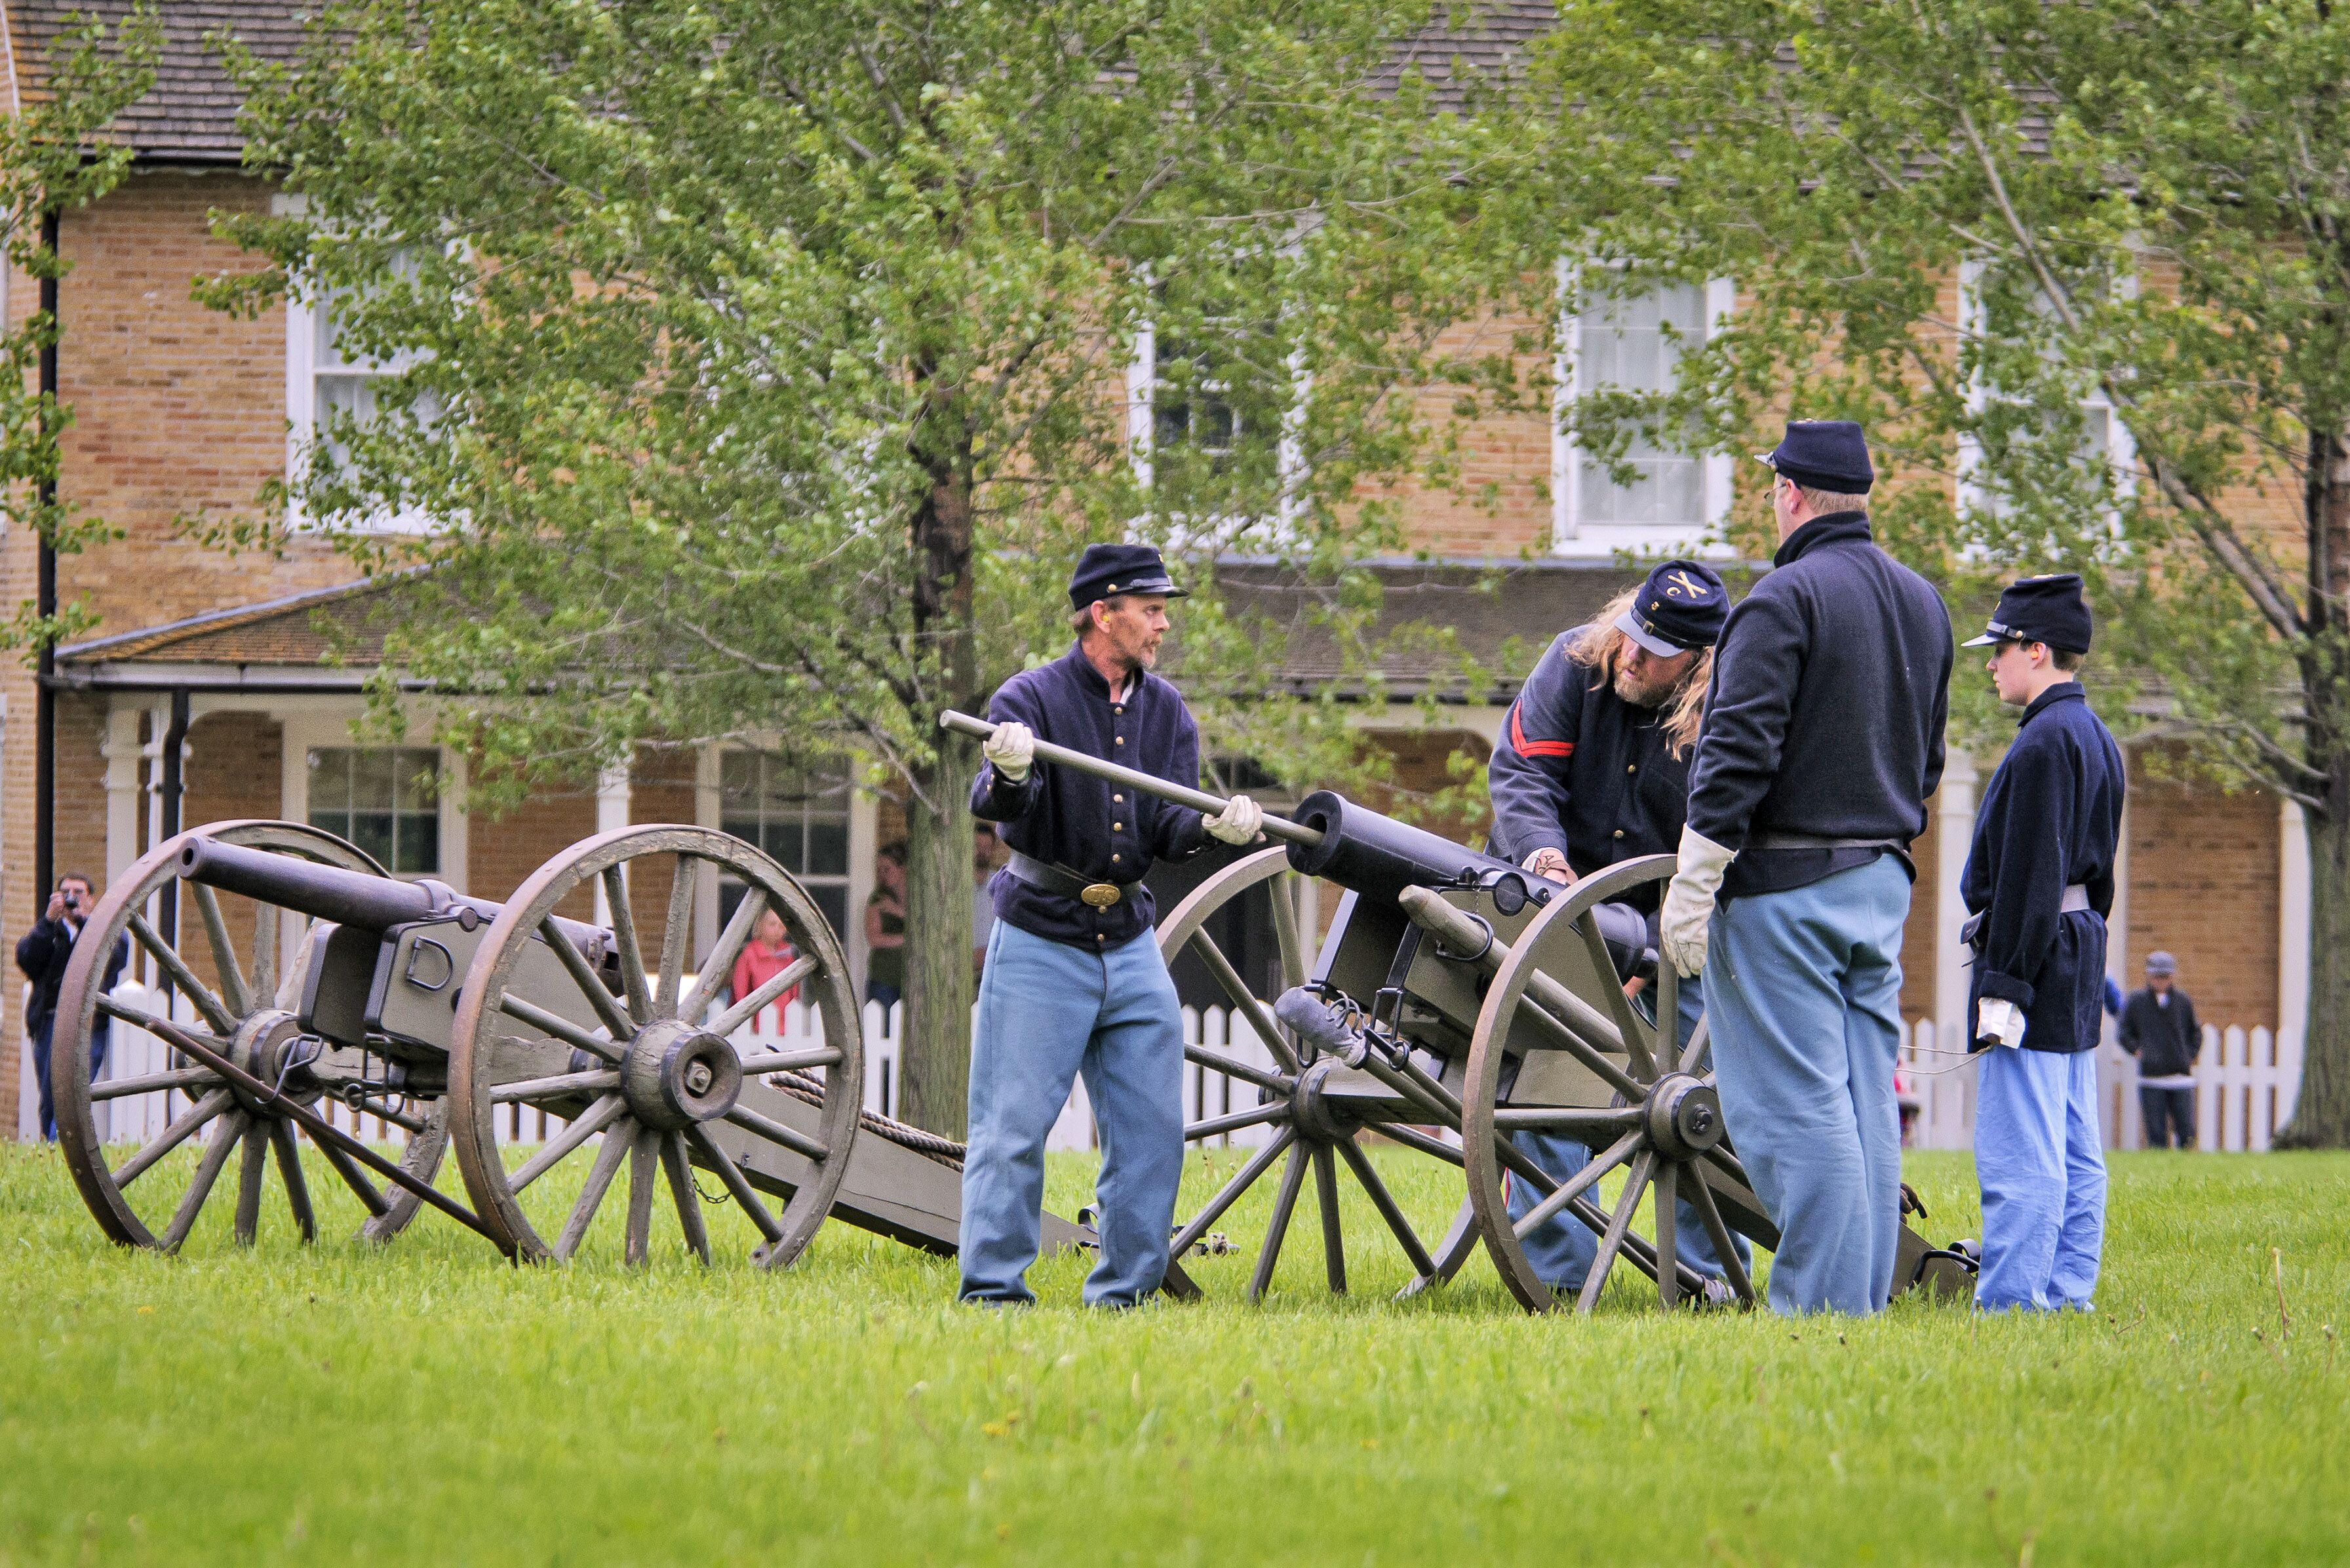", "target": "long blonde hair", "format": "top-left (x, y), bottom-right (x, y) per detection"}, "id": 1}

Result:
top-left (1563, 587), bottom-right (1714, 758)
